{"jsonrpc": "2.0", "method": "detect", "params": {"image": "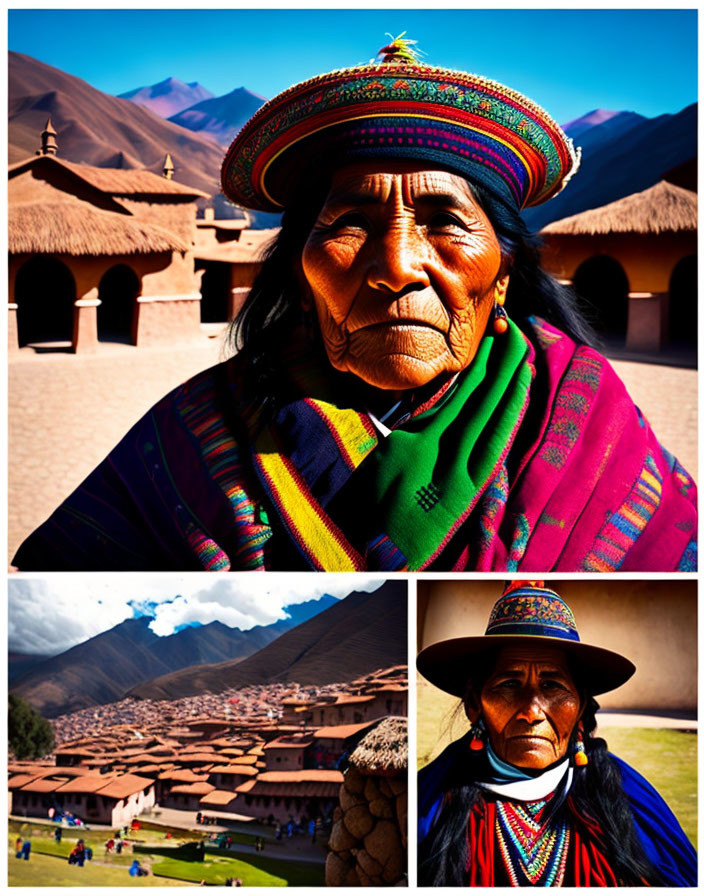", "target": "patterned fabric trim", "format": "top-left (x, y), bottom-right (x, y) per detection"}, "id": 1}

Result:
top-left (487, 588), bottom-right (579, 639)
top-left (253, 430), bottom-right (365, 572)
top-left (678, 539), bottom-right (697, 572)
top-left (496, 797), bottom-right (571, 886)
top-left (174, 374), bottom-right (271, 570)
top-left (537, 353), bottom-right (603, 470)
top-left (581, 453), bottom-right (664, 572)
